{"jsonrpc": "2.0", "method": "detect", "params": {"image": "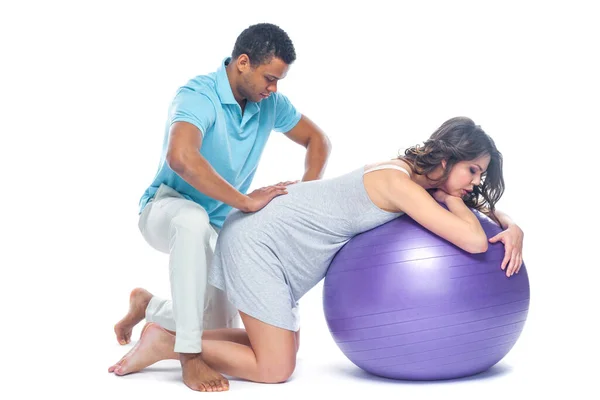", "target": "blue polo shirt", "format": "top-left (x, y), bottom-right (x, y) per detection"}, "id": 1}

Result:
top-left (139, 57), bottom-right (301, 228)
